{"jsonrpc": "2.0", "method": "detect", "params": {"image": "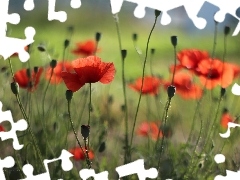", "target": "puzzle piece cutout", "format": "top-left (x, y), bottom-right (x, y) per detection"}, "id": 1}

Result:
top-left (231, 83), bottom-right (240, 96)
top-left (23, 0), bottom-right (81, 22)
top-left (115, 159), bottom-right (158, 180)
top-left (219, 122), bottom-right (240, 138)
top-left (0, 101), bottom-right (28, 150)
top-left (0, 156), bottom-right (15, 180)
top-left (110, 0), bottom-right (240, 36)
top-left (214, 154), bottom-right (240, 179)
top-left (0, 0), bottom-right (36, 62)
top-left (20, 149), bottom-right (73, 180)
top-left (79, 169), bottom-right (109, 180)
